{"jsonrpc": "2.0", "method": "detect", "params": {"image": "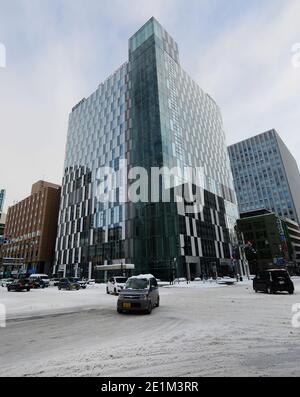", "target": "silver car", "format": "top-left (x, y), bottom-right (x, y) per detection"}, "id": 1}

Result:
top-left (117, 275), bottom-right (160, 314)
top-left (1, 278), bottom-right (15, 288)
